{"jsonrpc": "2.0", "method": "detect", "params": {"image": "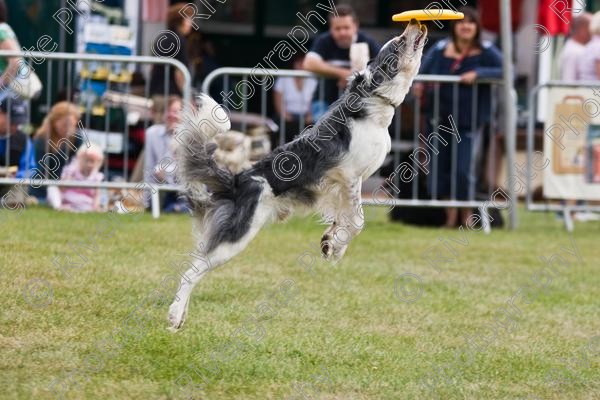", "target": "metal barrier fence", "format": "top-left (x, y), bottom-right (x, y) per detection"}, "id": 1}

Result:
top-left (527, 81), bottom-right (600, 232)
top-left (0, 50), bottom-right (191, 218)
top-left (0, 58), bottom-right (517, 228)
top-left (203, 68), bottom-right (515, 233)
